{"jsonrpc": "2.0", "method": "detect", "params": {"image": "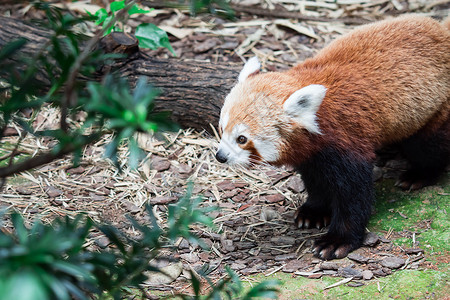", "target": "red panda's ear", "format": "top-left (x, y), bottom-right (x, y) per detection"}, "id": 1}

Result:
top-left (283, 84), bottom-right (327, 134)
top-left (238, 57), bottom-right (261, 83)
